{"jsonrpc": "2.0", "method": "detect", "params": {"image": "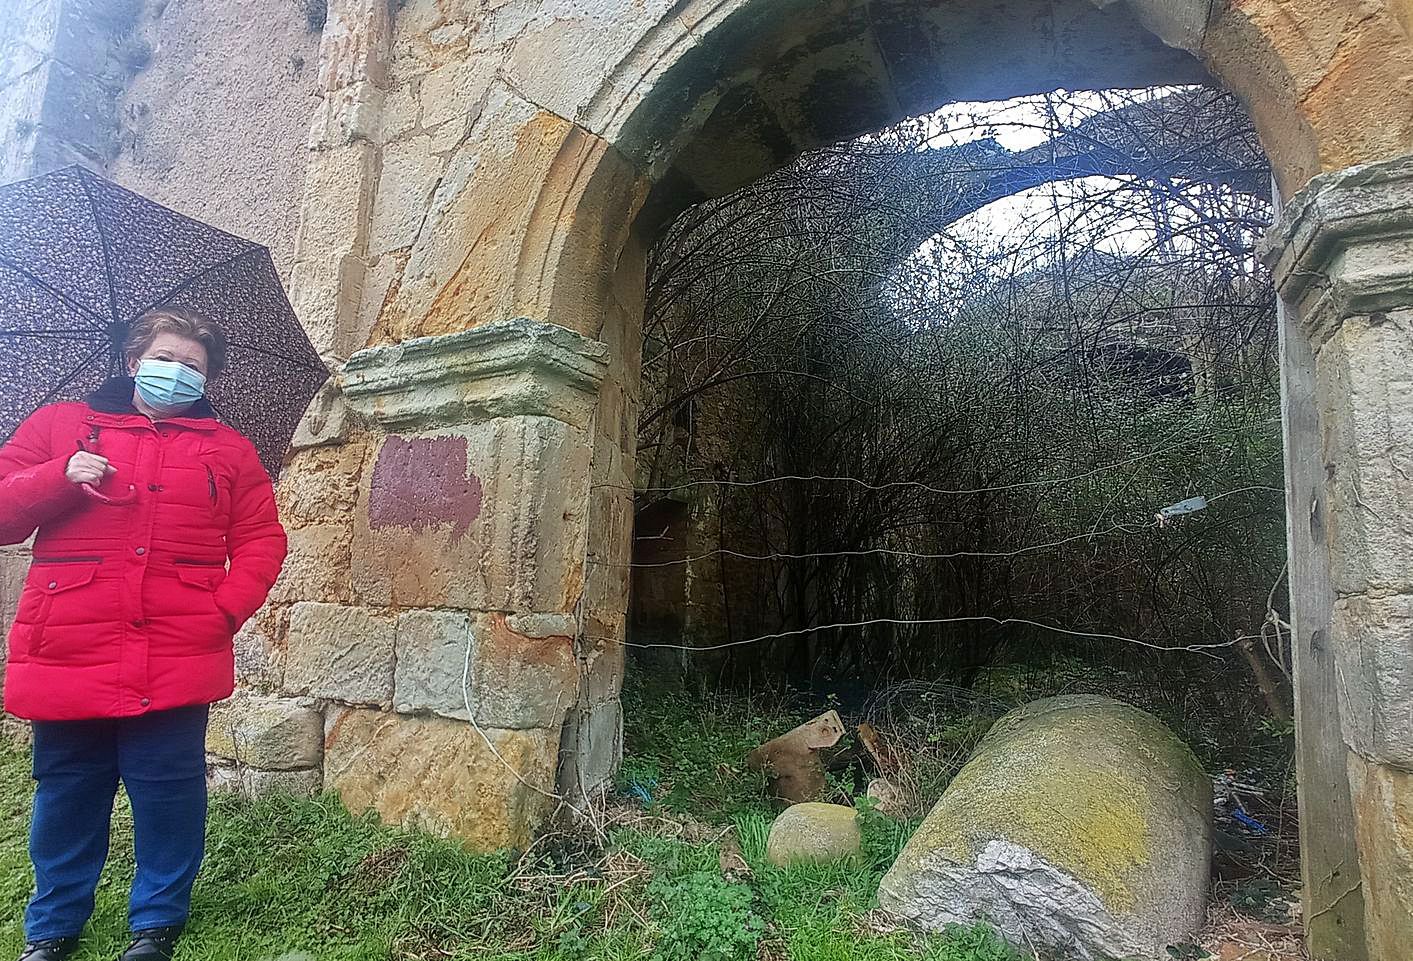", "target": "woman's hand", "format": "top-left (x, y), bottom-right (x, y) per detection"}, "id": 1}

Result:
top-left (66, 451), bottom-right (116, 486)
